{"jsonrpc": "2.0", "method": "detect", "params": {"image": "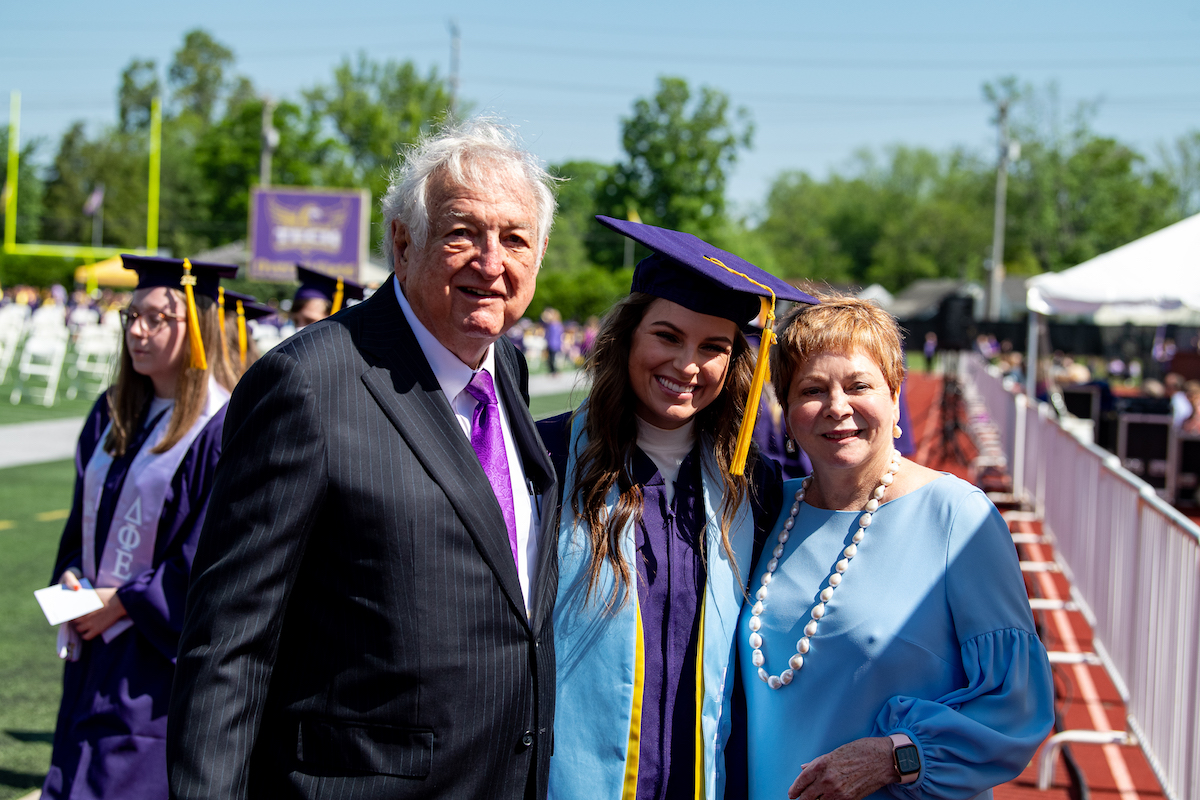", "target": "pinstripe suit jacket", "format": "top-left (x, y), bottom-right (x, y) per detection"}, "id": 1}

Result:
top-left (167, 277), bottom-right (559, 800)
